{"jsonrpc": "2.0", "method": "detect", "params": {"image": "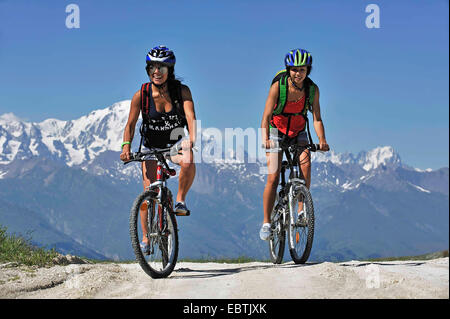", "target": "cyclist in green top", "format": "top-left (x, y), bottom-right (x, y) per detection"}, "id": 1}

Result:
top-left (260, 48), bottom-right (329, 240)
